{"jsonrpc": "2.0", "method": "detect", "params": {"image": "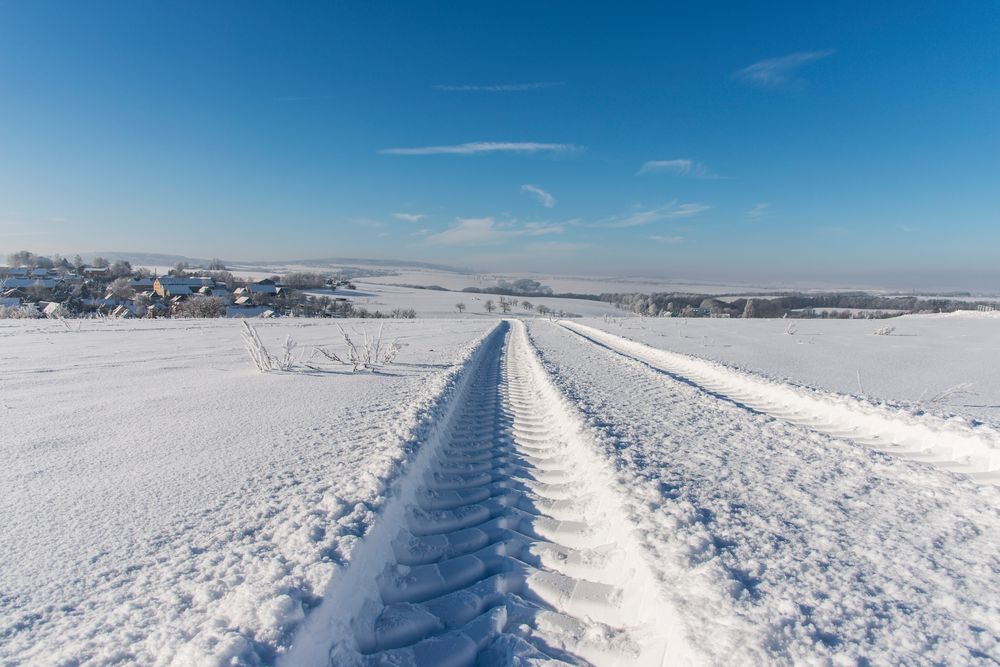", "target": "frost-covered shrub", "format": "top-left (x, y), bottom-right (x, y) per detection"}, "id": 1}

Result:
top-left (309, 324), bottom-right (402, 372)
top-left (0, 305), bottom-right (38, 319)
top-left (873, 326), bottom-right (896, 336)
top-left (925, 382), bottom-right (977, 405)
top-left (241, 321), bottom-right (300, 372)
top-left (242, 321), bottom-right (276, 372)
